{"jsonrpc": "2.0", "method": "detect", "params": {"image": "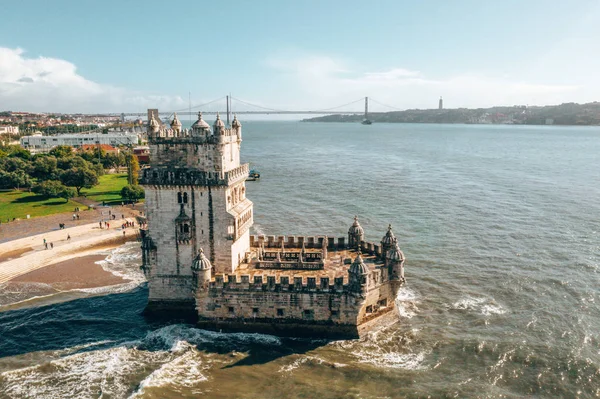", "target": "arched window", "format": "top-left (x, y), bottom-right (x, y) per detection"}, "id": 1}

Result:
top-left (183, 192), bottom-right (188, 204)
top-left (177, 192), bottom-right (182, 204)
top-left (183, 224), bottom-right (189, 233)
